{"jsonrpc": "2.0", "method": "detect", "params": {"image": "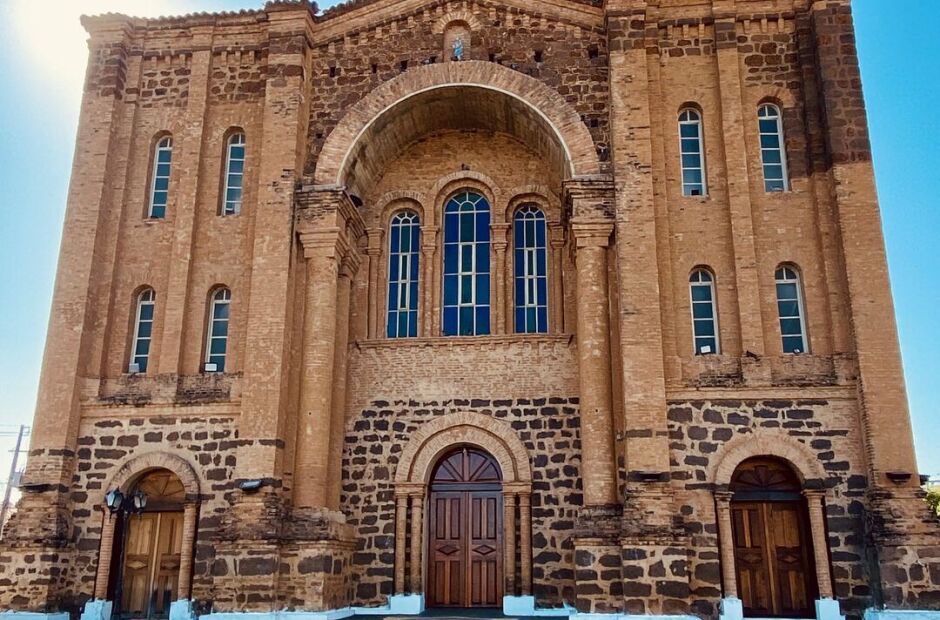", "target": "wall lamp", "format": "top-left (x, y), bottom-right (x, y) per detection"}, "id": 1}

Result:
top-left (105, 489), bottom-right (148, 515)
